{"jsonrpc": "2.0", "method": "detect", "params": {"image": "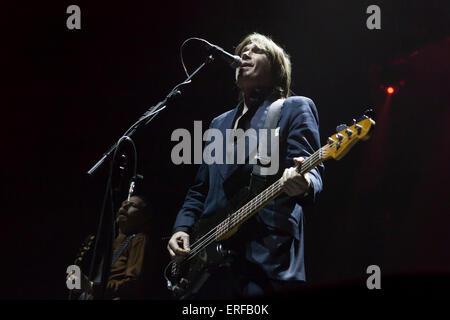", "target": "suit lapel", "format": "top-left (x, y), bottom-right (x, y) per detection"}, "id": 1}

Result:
top-left (218, 98), bottom-right (273, 181)
top-left (216, 103), bottom-right (240, 181)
